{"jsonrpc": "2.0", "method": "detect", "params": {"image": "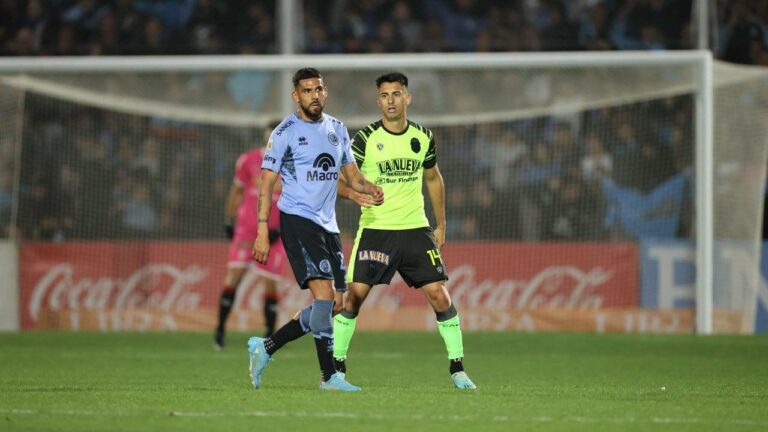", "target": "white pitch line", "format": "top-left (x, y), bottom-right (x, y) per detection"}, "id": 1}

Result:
top-left (1, 408), bottom-right (767, 426)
